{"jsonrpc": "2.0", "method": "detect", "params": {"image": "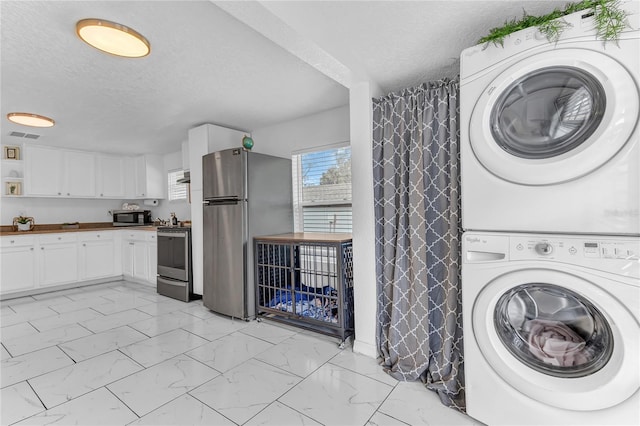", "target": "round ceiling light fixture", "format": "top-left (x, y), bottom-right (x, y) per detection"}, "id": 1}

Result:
top-left (7, 112), bottom-right (55, 128)
top-left (76, 19), bottom-right (150, 58)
